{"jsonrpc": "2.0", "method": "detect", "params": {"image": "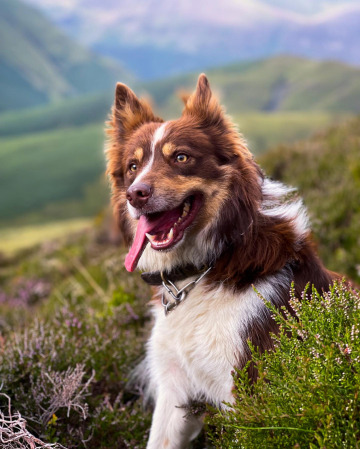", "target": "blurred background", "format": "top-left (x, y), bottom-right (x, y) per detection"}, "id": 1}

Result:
top-left (0, 0), bottom-right (359, 281)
